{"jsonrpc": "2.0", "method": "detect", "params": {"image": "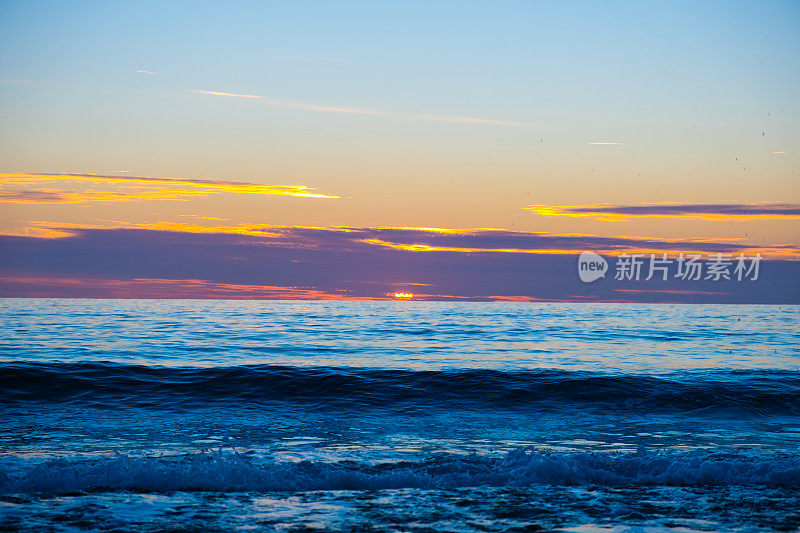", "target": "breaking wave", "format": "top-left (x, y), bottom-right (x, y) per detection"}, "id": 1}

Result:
top-left (2, 449), bottom-right (798, 495)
